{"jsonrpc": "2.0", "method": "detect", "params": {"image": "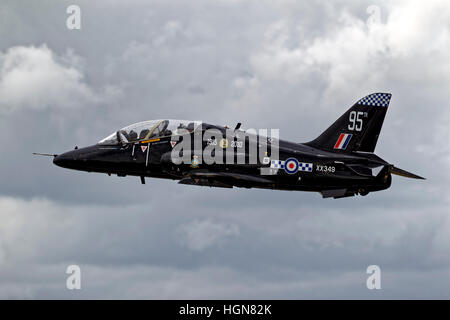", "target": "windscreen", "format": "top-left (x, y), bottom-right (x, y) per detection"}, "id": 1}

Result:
top-left (98, 120), bottom-right (201, 145)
